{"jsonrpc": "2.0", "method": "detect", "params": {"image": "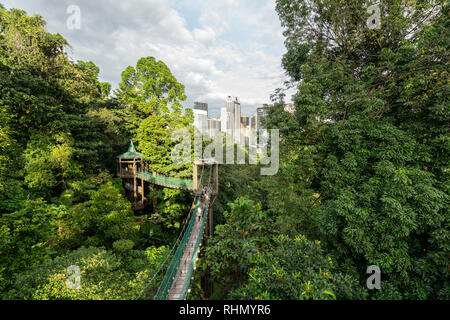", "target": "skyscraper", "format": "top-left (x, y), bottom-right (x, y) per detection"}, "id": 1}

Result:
top-left (234, 98), bottom-right (241, 145)
top-left (251, 106), bottom-right (268, 153)
top-left (207, 118), bottom-right (221, 138)
top-left (240, 115), bottom-right (249, 146)
top-left (255, 106), bottom-right (266, 131)
top-left (220, 107), bottom-right (227, 133)
top-left (193, 102), bottom-right (208, 135)
top-left (225, 96), bottom-right (241, 144)
top-left (240, 115), bottom-right (249, 127)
